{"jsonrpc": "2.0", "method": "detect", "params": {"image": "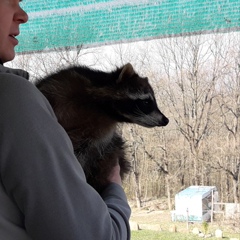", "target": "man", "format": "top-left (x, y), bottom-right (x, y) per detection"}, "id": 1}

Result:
top-left (0, 1), bottom-right (131, 239)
